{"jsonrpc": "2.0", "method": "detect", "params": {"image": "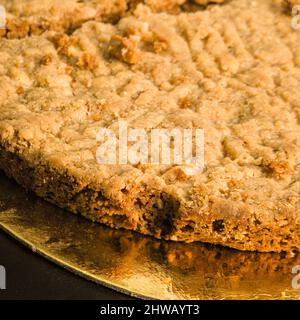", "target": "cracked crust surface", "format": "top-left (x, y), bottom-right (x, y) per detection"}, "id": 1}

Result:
top-left (0, 0), bottom-right (300, 252)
